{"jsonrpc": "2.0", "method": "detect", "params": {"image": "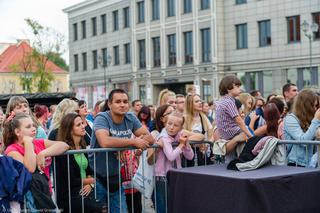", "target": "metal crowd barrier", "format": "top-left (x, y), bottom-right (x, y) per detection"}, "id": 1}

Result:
top-left (48, 139), bottom-right (320, 213)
